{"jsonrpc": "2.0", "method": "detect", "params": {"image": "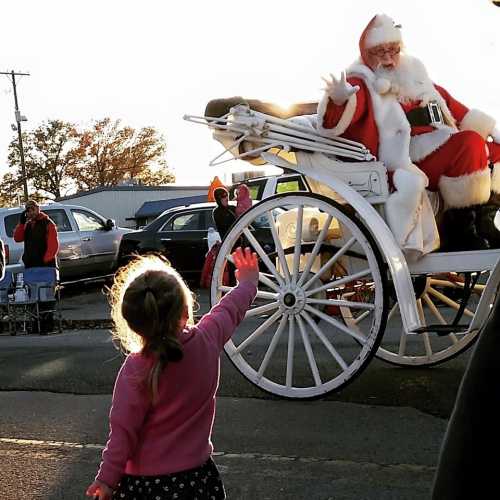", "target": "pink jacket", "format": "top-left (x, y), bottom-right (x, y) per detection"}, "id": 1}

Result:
top-left (97, 281), bottom-right (257, 488)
